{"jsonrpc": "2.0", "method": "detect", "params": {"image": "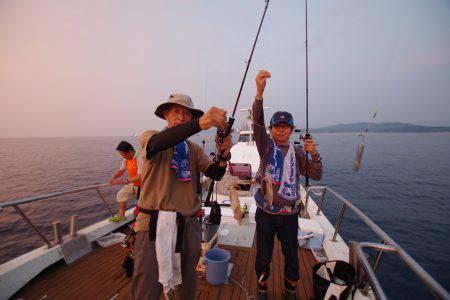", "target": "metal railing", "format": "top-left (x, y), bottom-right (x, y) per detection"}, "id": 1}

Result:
top-left (304, 186), bottom-right (450, 300)
top-left (0, 183), bottom-right (114, 248)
